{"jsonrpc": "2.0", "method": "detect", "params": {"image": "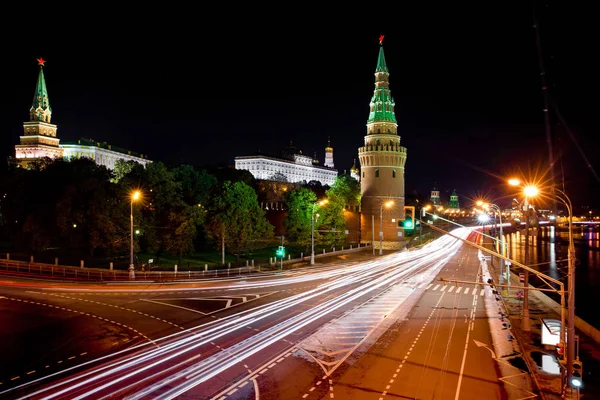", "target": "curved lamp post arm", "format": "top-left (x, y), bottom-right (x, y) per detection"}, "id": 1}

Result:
top-left (554, 188), bottom-right (573, 250)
